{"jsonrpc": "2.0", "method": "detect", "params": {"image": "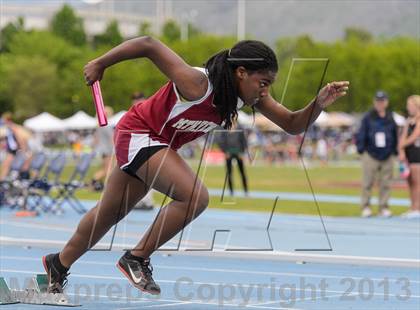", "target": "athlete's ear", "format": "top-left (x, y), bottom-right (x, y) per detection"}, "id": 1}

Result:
top-left (235, 66), bottom-right (247, 80)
